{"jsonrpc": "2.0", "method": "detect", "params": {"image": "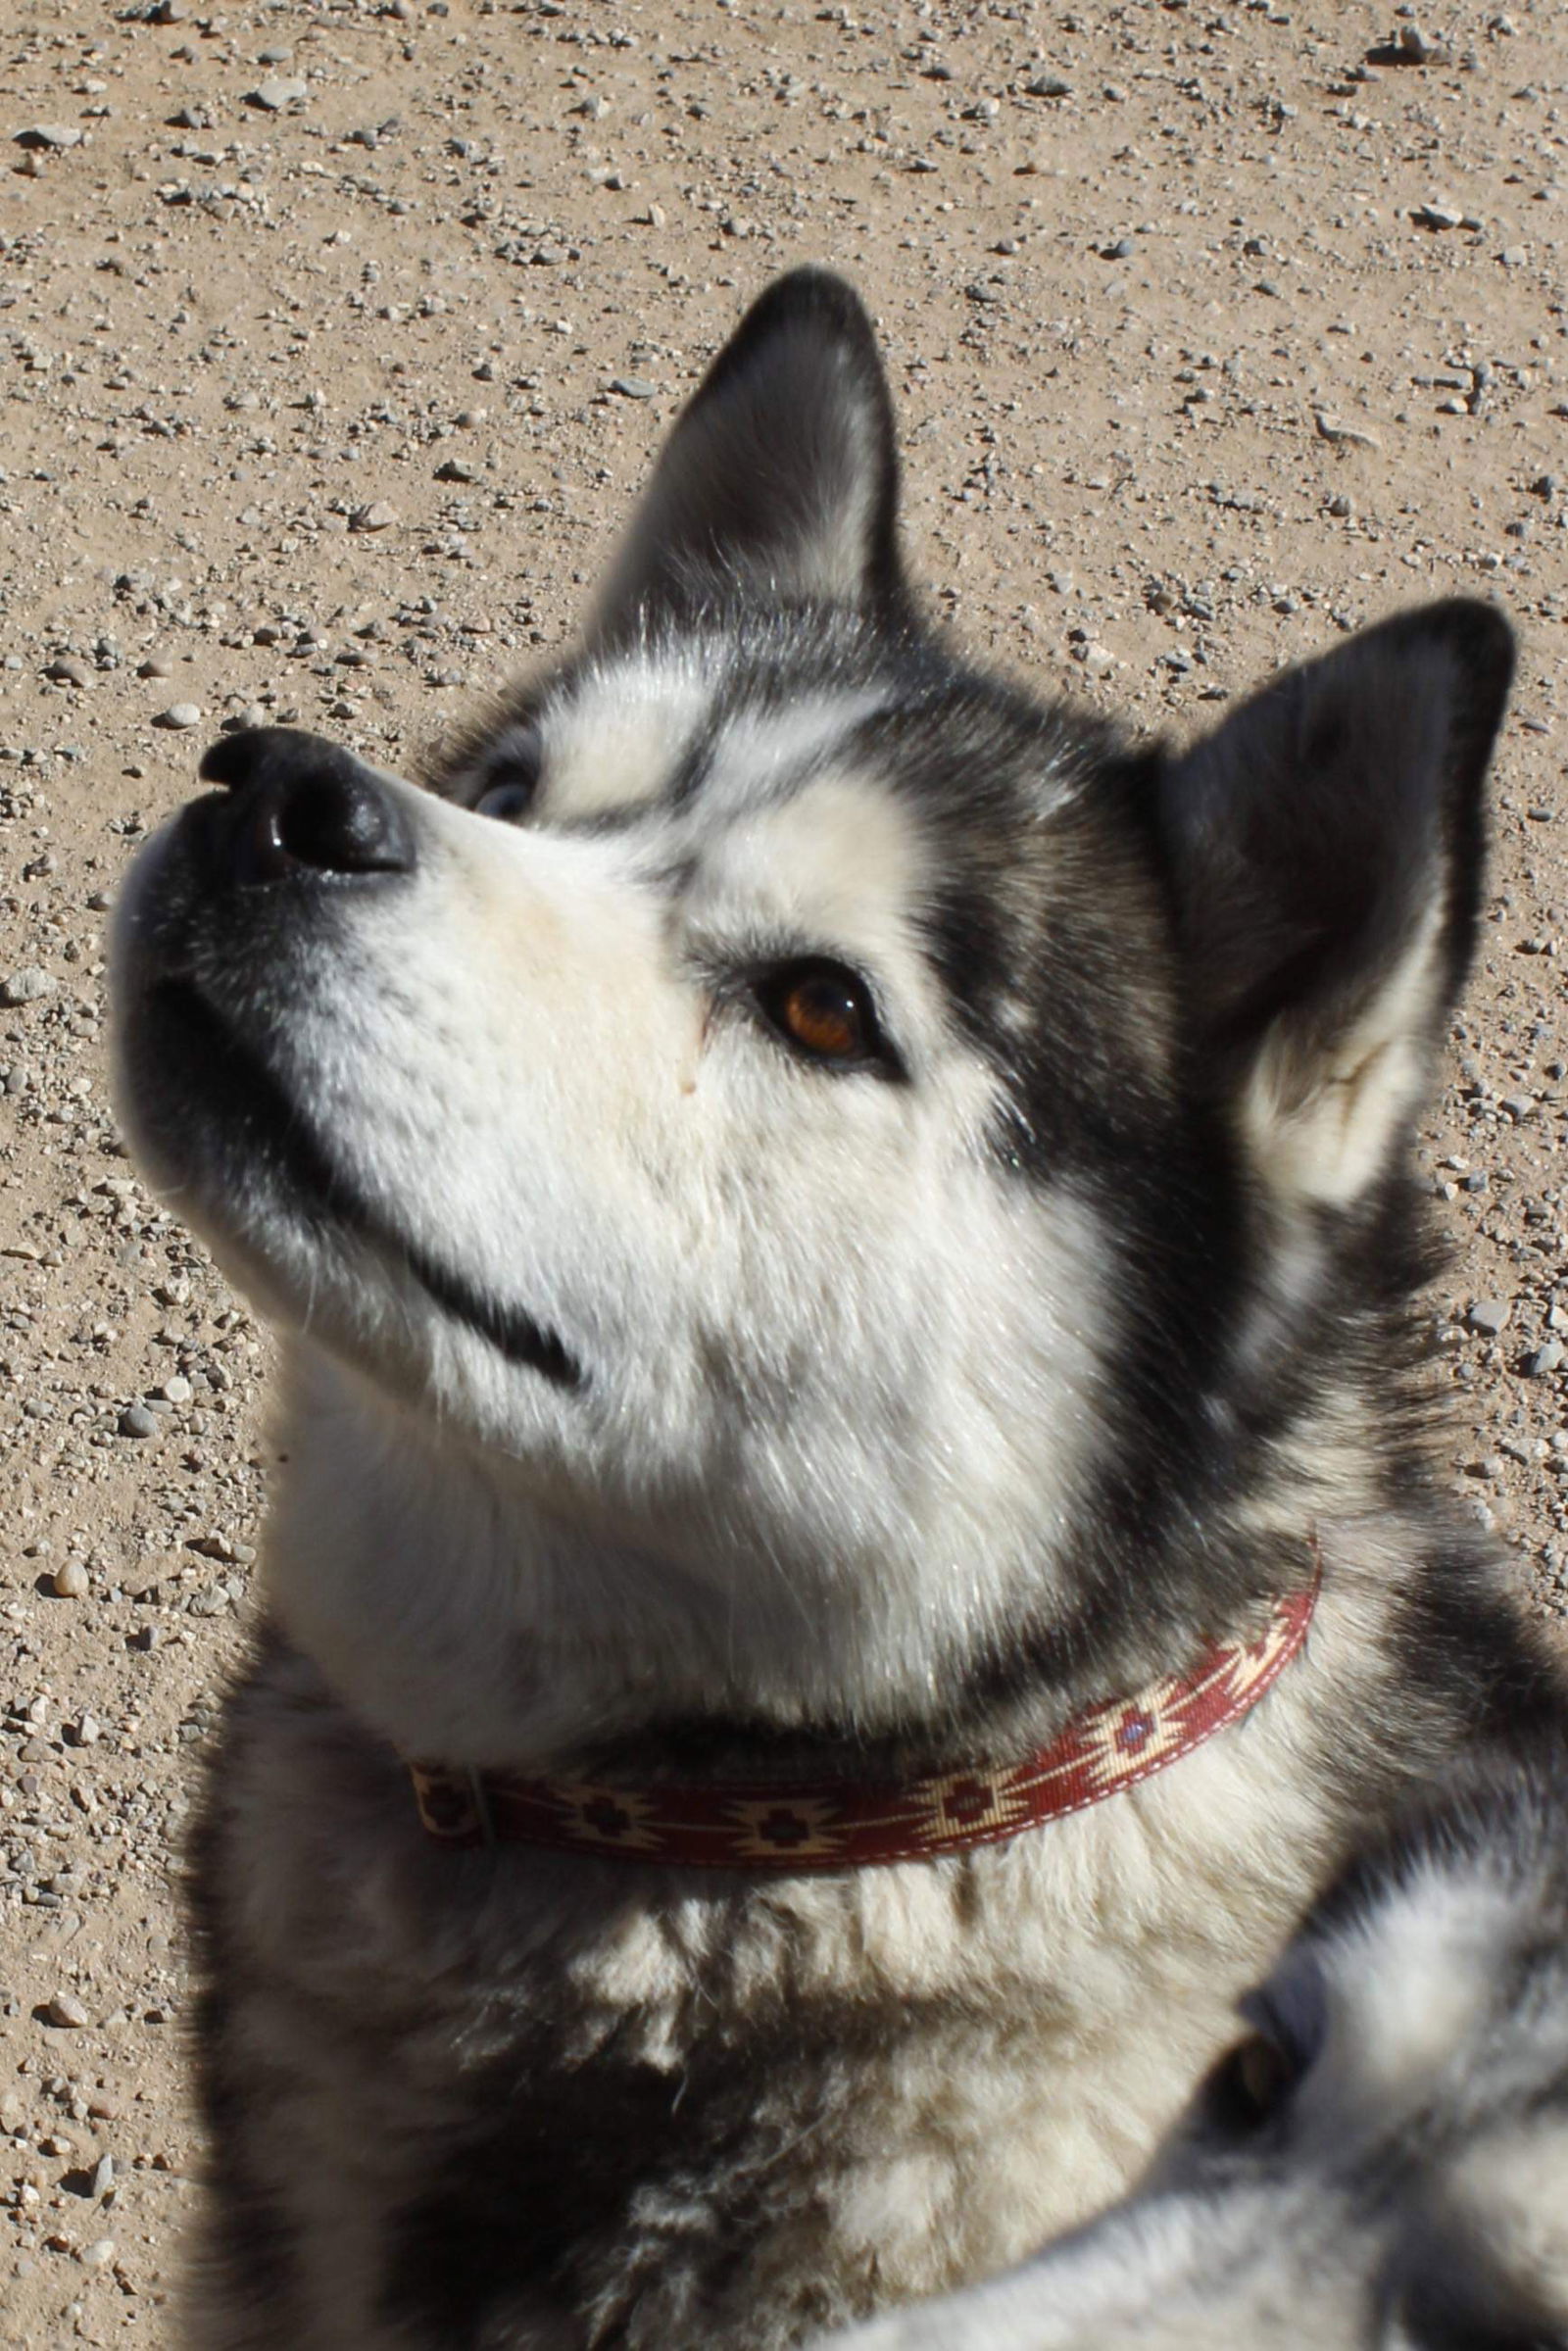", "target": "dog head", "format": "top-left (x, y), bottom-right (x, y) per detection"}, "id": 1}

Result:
top-left (112, 270), bottom-right (1514, 1759)
top-left (821, 1744), bottom-right (1568, 2349)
